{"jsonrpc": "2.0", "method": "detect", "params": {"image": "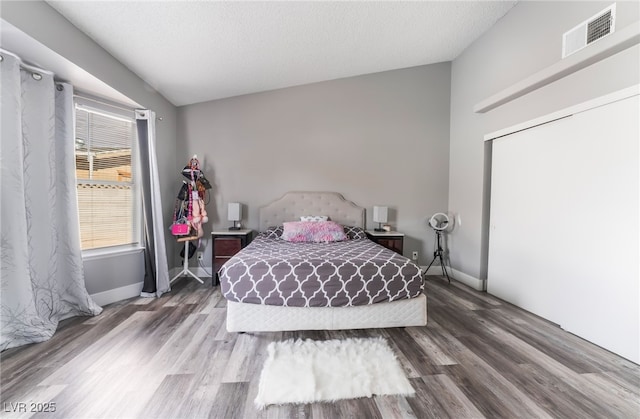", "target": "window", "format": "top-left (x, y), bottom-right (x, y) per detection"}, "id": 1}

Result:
top-left (74, 99), bottom-right (140, 251)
